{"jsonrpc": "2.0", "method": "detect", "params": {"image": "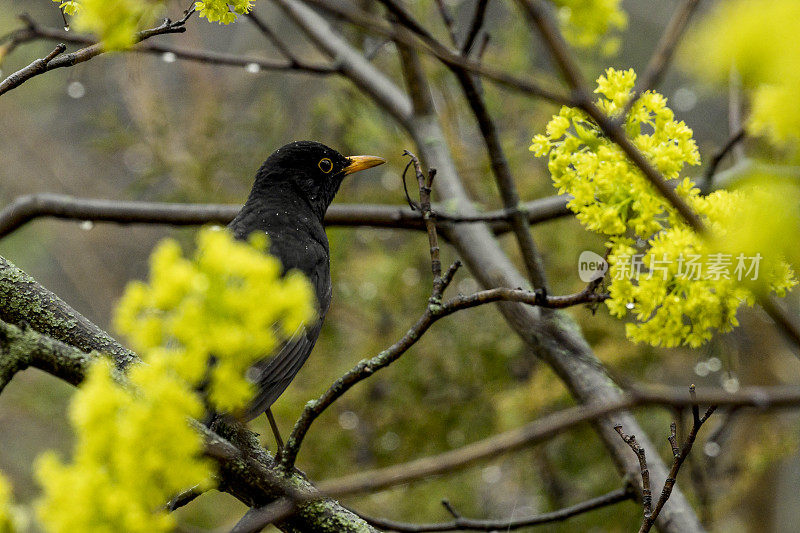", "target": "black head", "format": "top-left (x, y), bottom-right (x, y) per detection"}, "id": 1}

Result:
top-left (252, 141), bottom-right (384, 219)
